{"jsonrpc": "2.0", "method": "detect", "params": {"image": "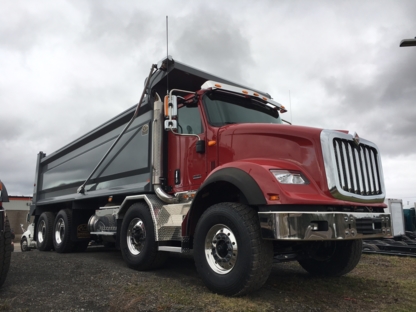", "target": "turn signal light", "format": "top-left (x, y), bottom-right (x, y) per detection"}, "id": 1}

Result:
top-left (269, 195), bottom-right (279, 201)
